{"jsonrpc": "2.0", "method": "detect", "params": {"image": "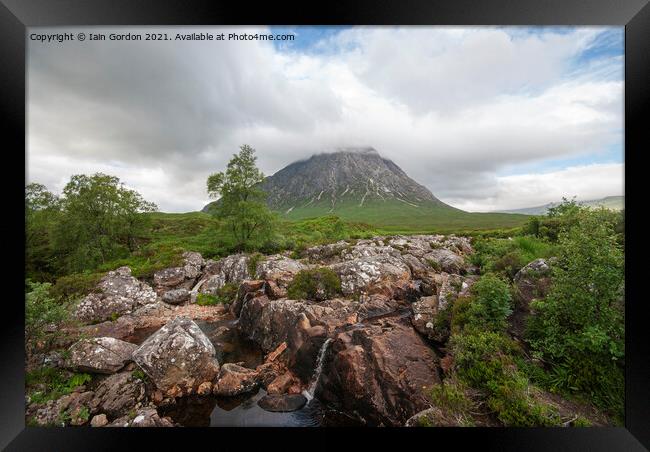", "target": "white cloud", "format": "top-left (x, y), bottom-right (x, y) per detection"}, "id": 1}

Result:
top-left (27, 26), bottom-right (624, 212)
top-left (444, 163), bottom-right (624, 212)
